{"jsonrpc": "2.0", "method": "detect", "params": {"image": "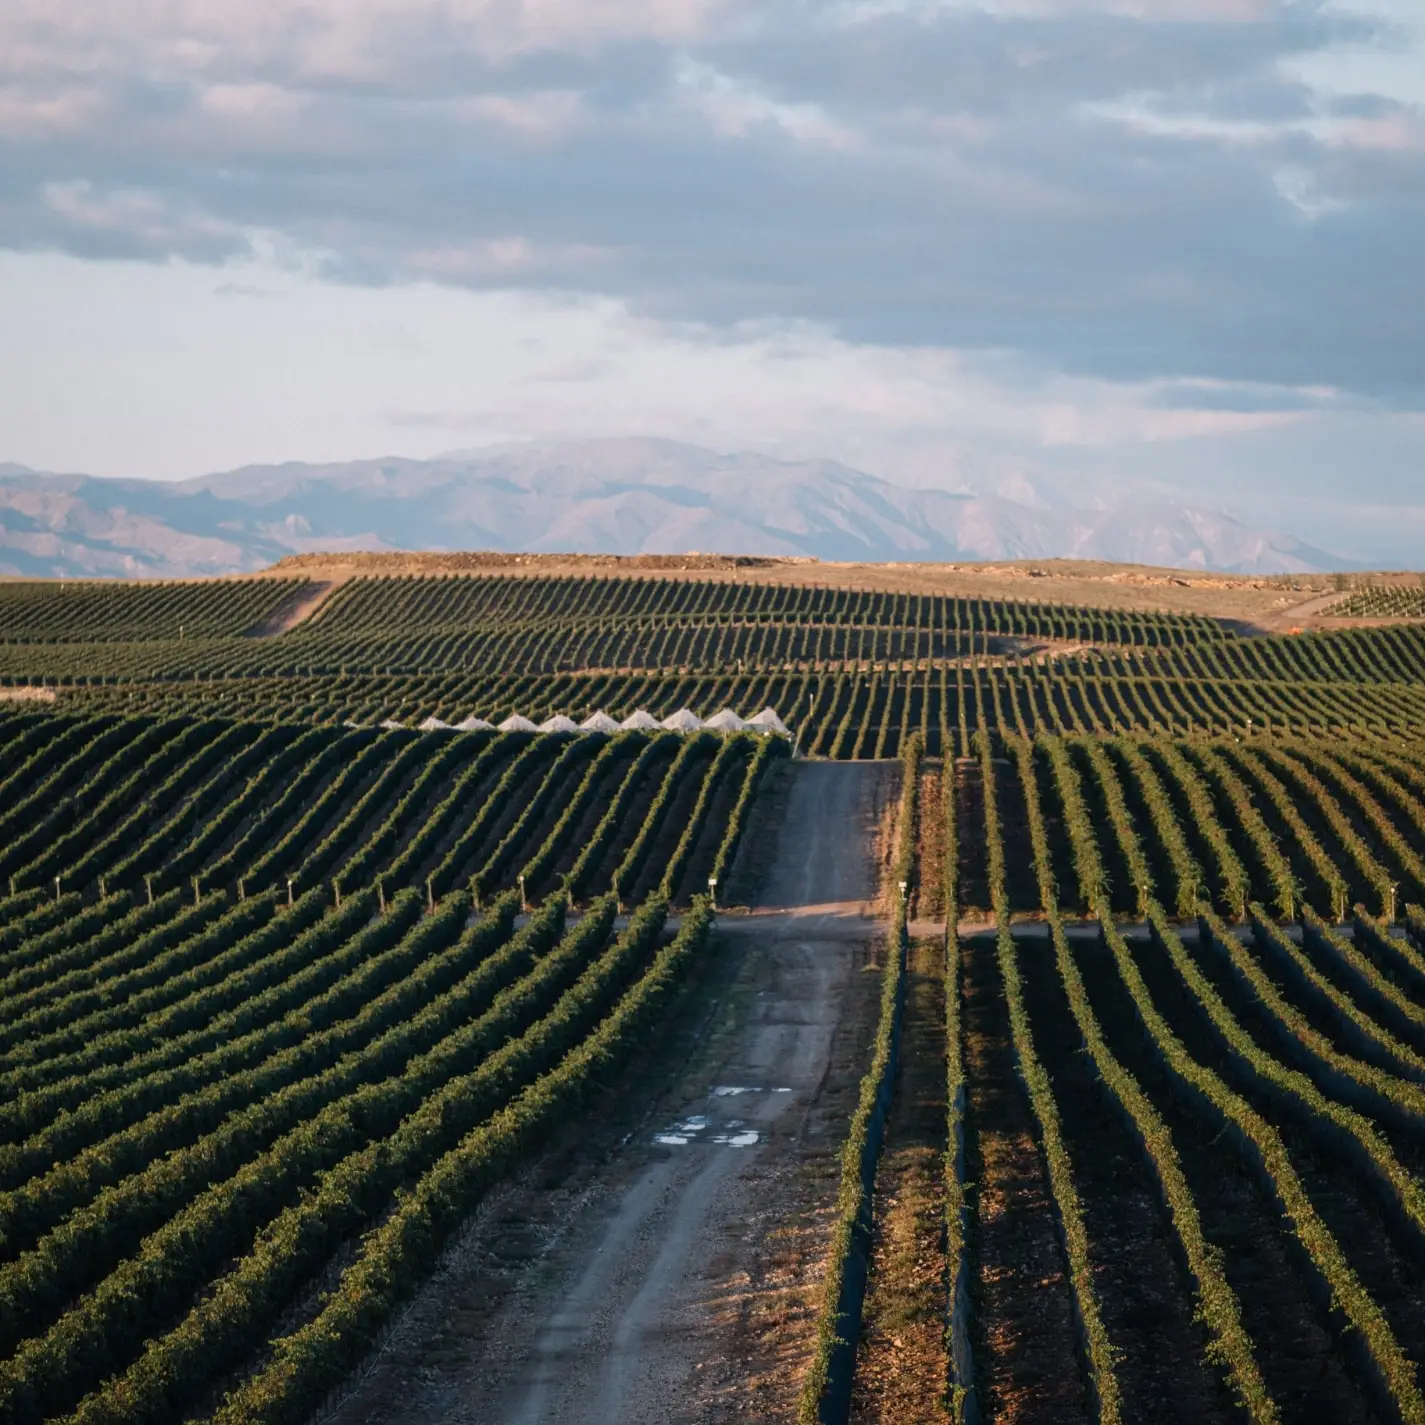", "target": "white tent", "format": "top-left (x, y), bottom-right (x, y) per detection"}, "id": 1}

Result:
top-left (453, 715), bottom-right (493, 732)
top-left (703, 708), bottom-right (747, 732)
top-left (620, 709), bottom-right (661, 731)
top-left (379, 718), bottom-right (406, 730)
top-left (498, 714), bottom-right (539, 732)
top-left (746, 707), bottom-right (790, 735)
top-left (538, 714), bottom-right (580, 733)
top-left (579, 711), bottom-right (622, 733)
top-left (418, 716), bottom-right (451, 731)
top-left (661, 708), bottom-right (704, 732)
